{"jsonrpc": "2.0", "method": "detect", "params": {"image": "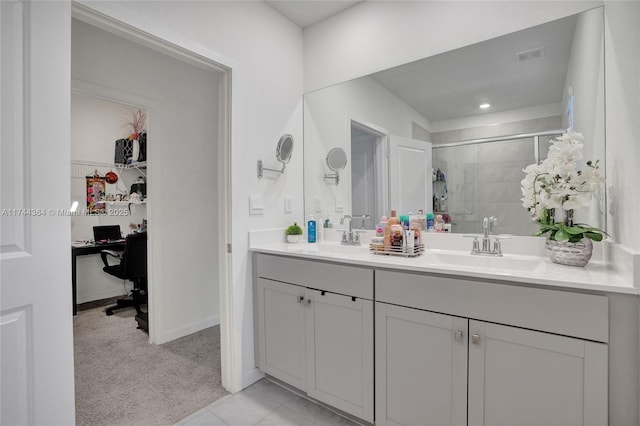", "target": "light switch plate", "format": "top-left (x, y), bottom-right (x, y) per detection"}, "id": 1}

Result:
top-left (284, 196), bottom-right (293, 213)
top-left (249, 194), bottom-right (264, 215)
top-left (314, 197), bottom-right (322, 213)
top-left (335, 197), bottom-right (344, 213)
